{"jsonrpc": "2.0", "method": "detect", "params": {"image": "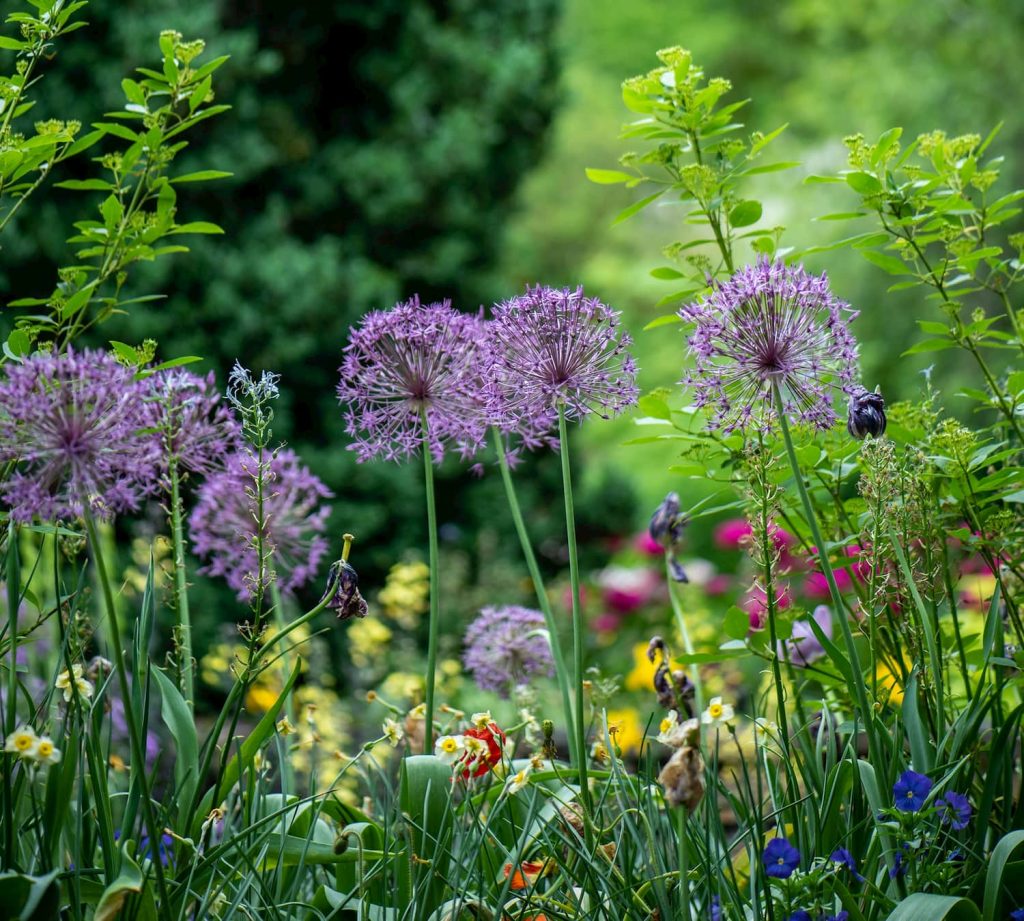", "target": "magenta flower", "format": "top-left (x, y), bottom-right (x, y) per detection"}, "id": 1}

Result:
top-left (680, 259), bottom-right (860, 434)
top-left (337, 296), bottom-right (492, 463)
top-left (490, 285), bottom-right (639, 430)
top-left (189, 448), bottom-right (333, 599)
top-left (463, 605), bottom-right (555, 698)
top-left (144, 369), bottom-right (240, 479)
top-left (0, 348), bottom-right (158, 522)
